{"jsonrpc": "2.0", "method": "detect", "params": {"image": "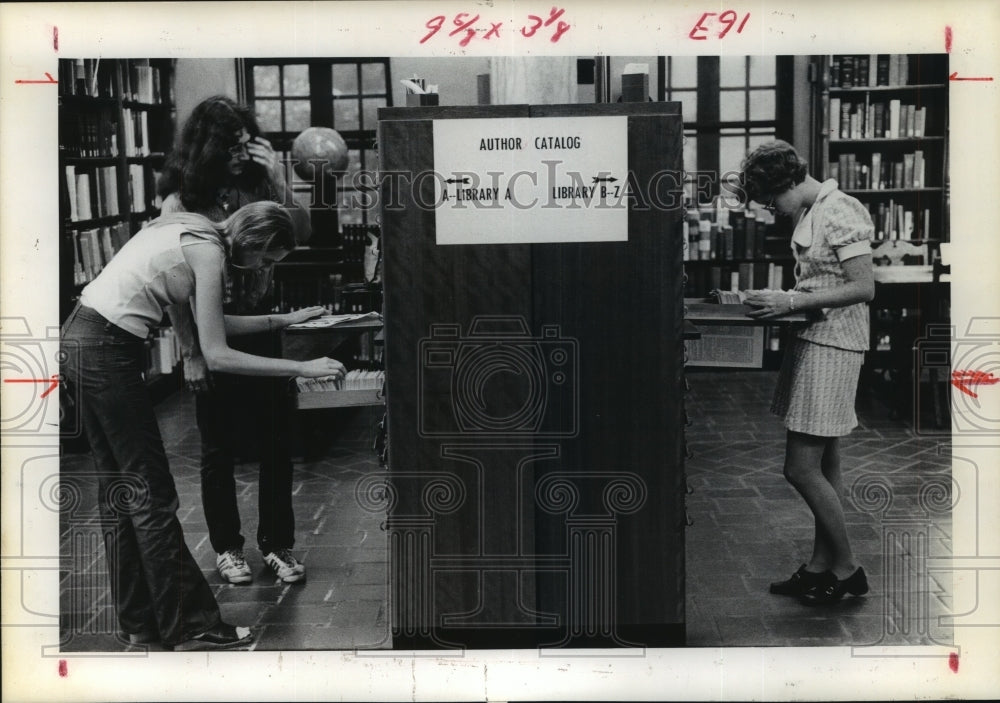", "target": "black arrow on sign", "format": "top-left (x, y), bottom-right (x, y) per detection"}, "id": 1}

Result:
top-left (592, 176), bottom-right (618, 184)
top-left (446, 177), bottom-right (471, 184)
